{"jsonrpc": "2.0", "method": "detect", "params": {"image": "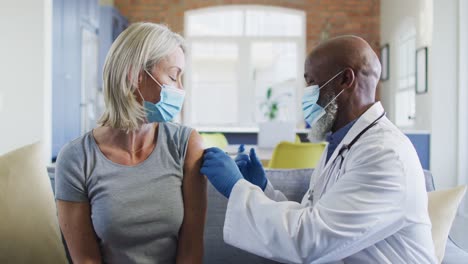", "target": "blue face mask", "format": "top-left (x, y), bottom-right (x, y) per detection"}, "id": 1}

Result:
top-left (138, 70), bottom-right (185, 123)
top-left (302, 70), bottom-right (345, 126)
